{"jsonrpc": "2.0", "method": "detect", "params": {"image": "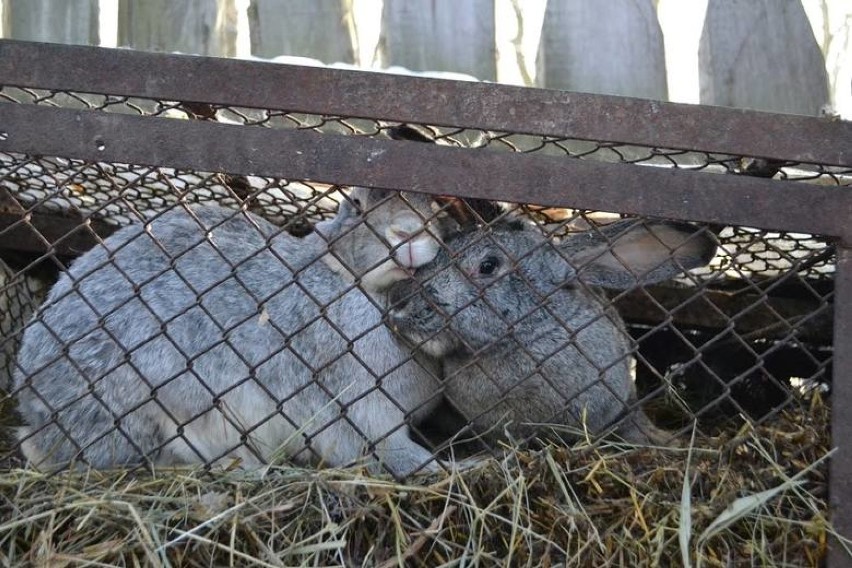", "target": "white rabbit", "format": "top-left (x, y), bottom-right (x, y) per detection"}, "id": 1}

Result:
top-left (388, 219), bottom-right (717, 445)
top-left (13, 187), bottom-right (449, 477)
